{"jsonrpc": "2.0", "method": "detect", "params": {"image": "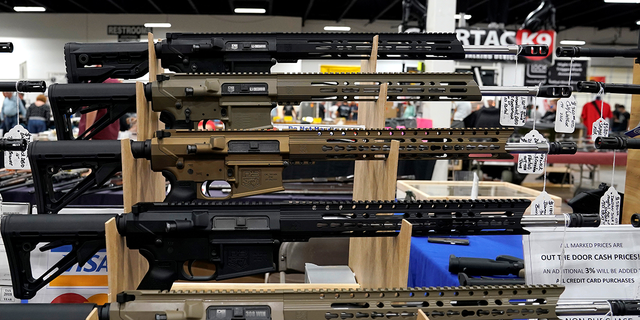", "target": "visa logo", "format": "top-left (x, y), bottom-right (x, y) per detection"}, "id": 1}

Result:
top-left (47, 245), bottom-right (108, 288)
